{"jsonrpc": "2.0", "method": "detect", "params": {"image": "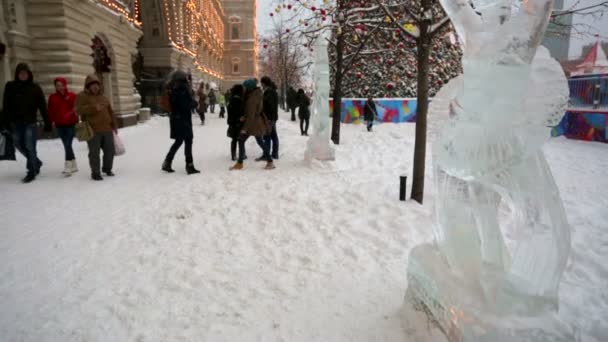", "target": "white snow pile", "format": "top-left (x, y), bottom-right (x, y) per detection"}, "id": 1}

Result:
top-left (0, 111), bottom-right (606, 341)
